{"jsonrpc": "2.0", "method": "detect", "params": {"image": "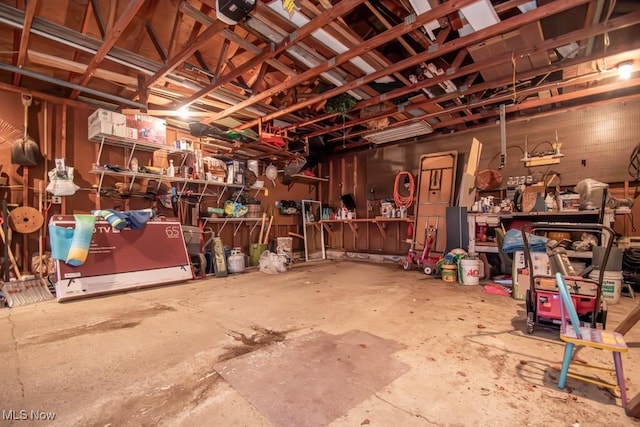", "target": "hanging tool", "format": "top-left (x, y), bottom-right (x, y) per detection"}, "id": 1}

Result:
top-left (262, 216), bottom-right (274, 245)
top-left (499, 104), bottom-right (507, 169)
top-left (0, 217), bottom-right (21, 280)
top-left (258, 212), bottom-right (266, 243)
